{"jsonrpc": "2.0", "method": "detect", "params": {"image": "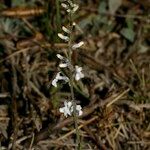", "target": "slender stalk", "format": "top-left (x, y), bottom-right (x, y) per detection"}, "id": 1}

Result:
top-left (69, 73), bottom-right (81, 150)
top-left (67, 5), bottom-right (81, 150)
